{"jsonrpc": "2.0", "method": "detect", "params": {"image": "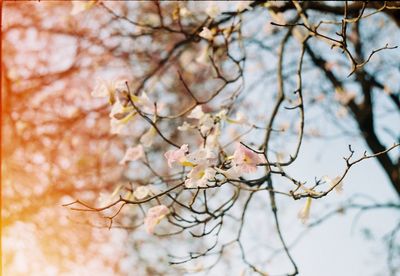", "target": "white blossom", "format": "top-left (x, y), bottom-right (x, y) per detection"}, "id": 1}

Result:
top-left (322, 175), bottom-right (343, 193)
top-left (206, 124), bottom-right (221, 150)
top-left (119, 145), bottom-right (144, 165)
top-left (186, 148), bottom-right (218, 166)
top-left (188, 105), bottom-right (205, 119)
top-left (199, 27), bottom-right (214, 41)
top-left (185, 164), bottom-right (216, 188)
top-left (164, 144), bottom-right (190, 168)
top-left (133, 186), bottom-right (151, 200)
top-left (109, 91), bottom-right (136, 135)
top-left (145, 205), bottom-right (169, 234)
top-left (199, 114), bottom-right (215, 136)
top-left (298, 197), bottom-right (312, 224)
